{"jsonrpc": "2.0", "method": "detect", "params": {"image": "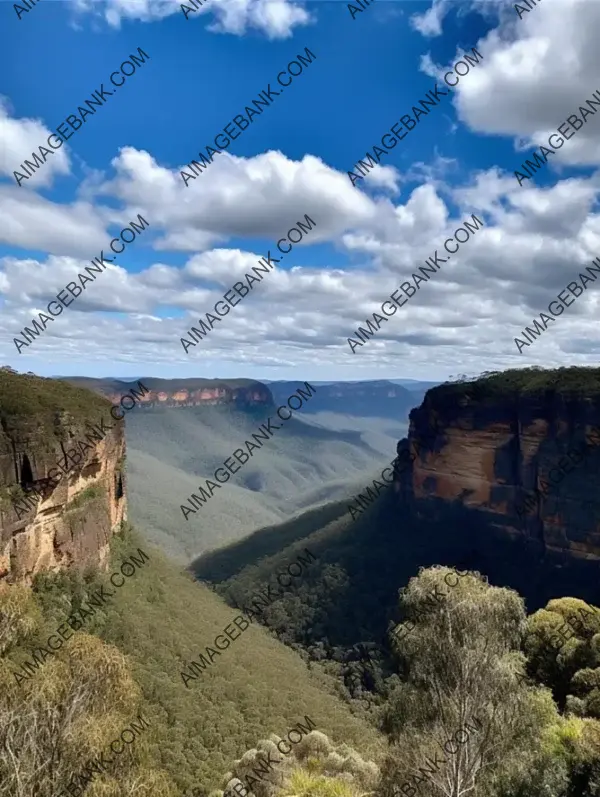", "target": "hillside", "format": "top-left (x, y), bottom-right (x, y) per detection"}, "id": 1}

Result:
top-left (127, 447), bottom-right (284, 562)
top-left (8, 525), bottom-right (385, 795)
top-left (125, 404), bottom-right (393, 561)
top-left (191, 484), bottom-right (482, 658)
top-left (192, 456), bottom-right (600, 673)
